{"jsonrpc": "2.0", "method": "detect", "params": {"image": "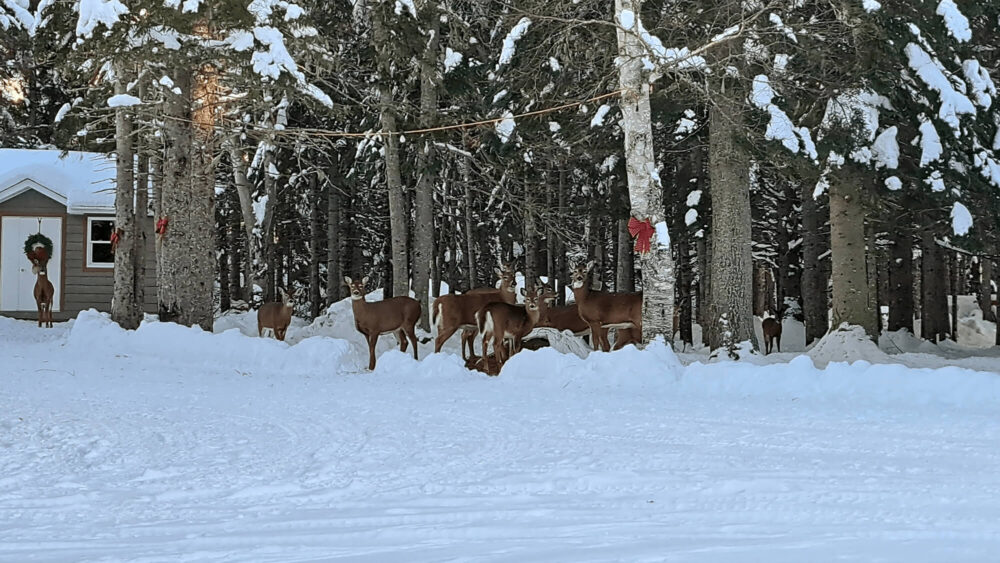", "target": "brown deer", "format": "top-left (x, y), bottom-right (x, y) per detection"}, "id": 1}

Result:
top-left (432, 263), bottom-right (517, 359)
top-left (762, 317), bottom-right (782, 355)
top-left (476, 285), bottom-right (544, 370)
top-left (257, 288), bottom-right (294, 341)
top-left (30, 254), bottom-right (54, 328)
top-left (346, 276), bottom-right (421, 371)
top-left (535, 279), bottom-right (639, 350)
top-left (570, 261), bottom-right (642, 352)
